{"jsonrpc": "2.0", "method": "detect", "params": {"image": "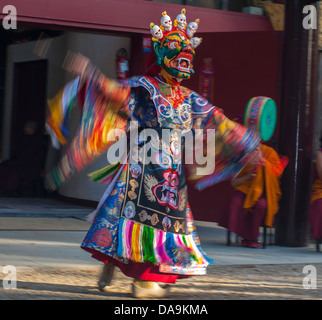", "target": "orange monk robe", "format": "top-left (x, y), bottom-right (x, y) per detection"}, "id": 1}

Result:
top-left (234, 144), bottom-right (288, 227)
top-left (311, 179), bottom-right (322, 204)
